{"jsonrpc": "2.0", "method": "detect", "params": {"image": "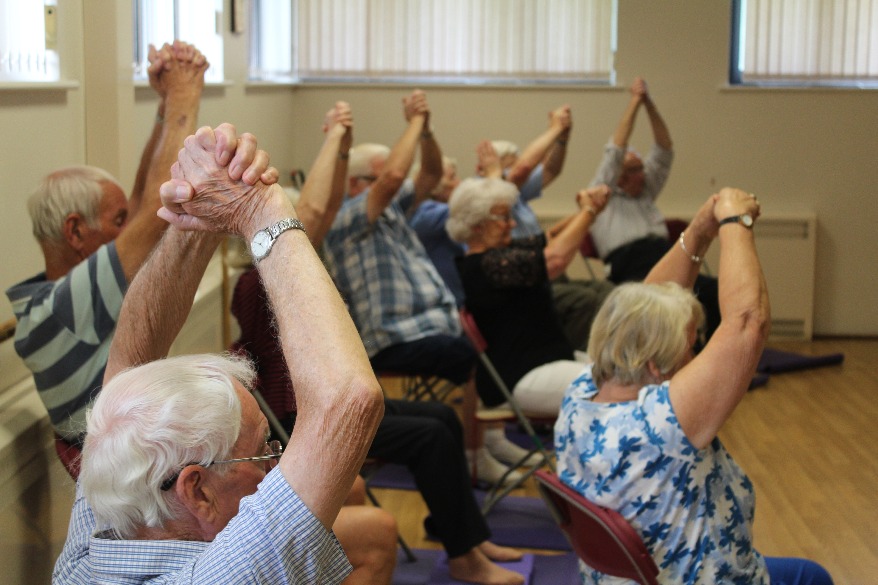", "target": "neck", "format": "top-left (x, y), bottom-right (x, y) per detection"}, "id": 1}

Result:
top-left (41, 243), bottom-right (80, 281)
top-left (134, 518), bottom-right (206, 542)
top-left (593, 379), bottom-right (642, 403)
